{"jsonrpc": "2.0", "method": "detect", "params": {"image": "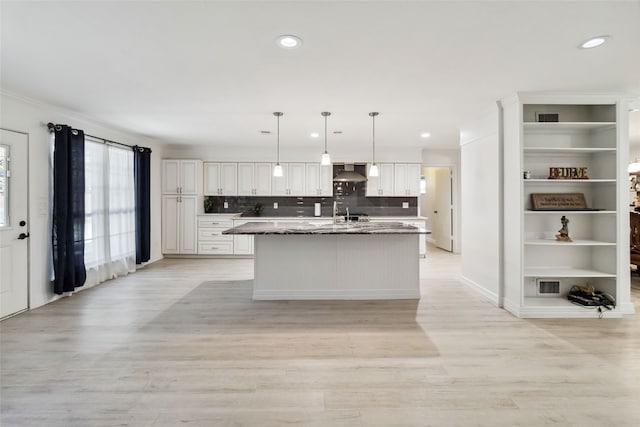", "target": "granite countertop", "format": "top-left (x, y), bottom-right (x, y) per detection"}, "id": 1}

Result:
top-left (223, 221), bottom-right (431, 235)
